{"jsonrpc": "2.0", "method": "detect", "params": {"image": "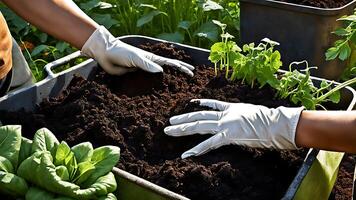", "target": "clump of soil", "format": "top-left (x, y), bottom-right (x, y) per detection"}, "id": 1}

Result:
top-left (277, 0), bottom-right (352, 8)
top-left (0, 42), bottom-right (353, 199)
top-left (329, 155), bottom-right (356, 200)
